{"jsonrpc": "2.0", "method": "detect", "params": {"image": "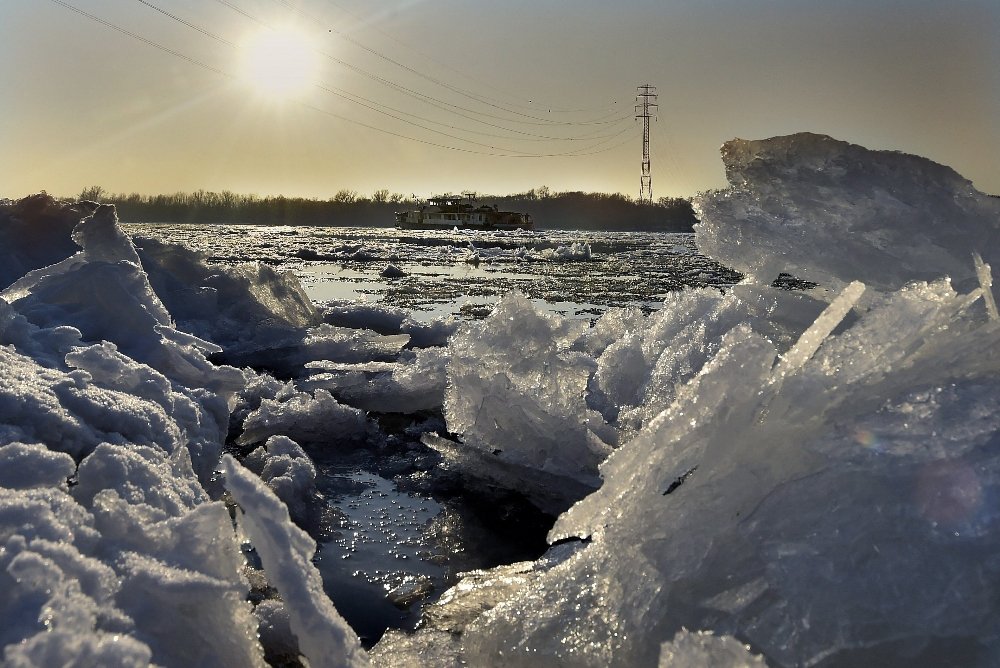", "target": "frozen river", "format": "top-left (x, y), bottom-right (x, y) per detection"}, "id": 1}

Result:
top-left (7, 133), bottom-right (1000, 666)
top-left (124, 224), bottom-right (742, 322)
top-left (122, 222), bottom-right (743, 644)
